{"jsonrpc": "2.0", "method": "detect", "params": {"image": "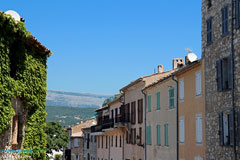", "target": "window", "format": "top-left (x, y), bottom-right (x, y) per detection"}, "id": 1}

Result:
top-left (219, 110), bottom-right (234, 146)
top-left (236, 0), bottom-right (240, 28)
top-left (222, 6), bottom-right (229, 35)
top-left (102, 136), bottom-right (103, 148)
top-left (106, 136), bottom-right (108, 149)
top-left (148, 95), bottom-right (151, 112)
top-left (138, 99), bottom-right (143, 123)
top-left (146, 125), bottom-right (152, 145)
top-left (120, 135), bottom-right (122, 147)
top-left (196, 115), bottom-right (203, 143)
top-left (207, 0), bottom-right (212, 8)
top-left (196, 71), bottom-right (202, 96)
top-left (74, 138), bottom-right (79, 147)
top-left (131, 101), bottom-right (136, 124)
top-left (139, 127), bottom-right (142, 145)
top-left (164, 124), bottom-right (169, 146)
top-left (115, 135), bottom-right (118, 147)
top-left (111, 136), bottom-right (113, 146)
top-left (207, 18), bottom-right (212, 45)
top-left (156, 125), bottom-right (161, 146)
top-left (133, 128), bottom-right (136, 144)
top-left (156, 91), bottom-right (160, 110)
top-left (169, 87), bottom-right (174, 109)
top-left (179, 79), bottom-right (184, 100)
top-left (76, 155), bottom-right (79, 160)
top-left (216, 56), bottom-right (232, 91)
top-left (180, 118), bottom-right (185, 143)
